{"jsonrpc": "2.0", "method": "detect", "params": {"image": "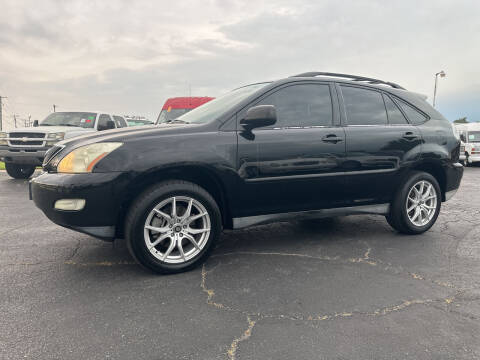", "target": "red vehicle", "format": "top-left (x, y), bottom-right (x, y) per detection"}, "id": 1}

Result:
top-left (156, 97), bottom-right (214, 124)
